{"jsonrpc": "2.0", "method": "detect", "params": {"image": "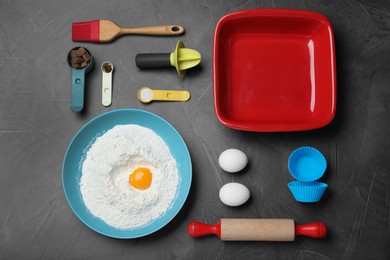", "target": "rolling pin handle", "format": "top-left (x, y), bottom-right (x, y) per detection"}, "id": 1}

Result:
top-left (295, 222), bottom-right (327, 238)
top-left (188, 221), bottom-right (221, 239)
